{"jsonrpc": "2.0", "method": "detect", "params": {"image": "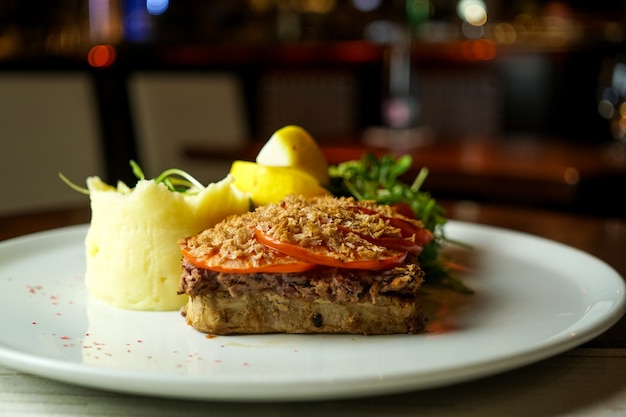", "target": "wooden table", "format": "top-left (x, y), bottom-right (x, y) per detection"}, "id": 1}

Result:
top-left (1, 201), bottom-right (625, 416)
